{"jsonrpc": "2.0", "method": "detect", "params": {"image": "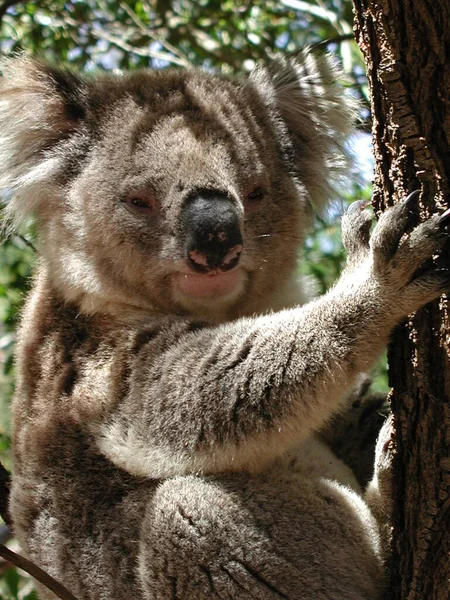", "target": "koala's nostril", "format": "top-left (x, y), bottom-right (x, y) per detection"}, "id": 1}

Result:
top-left (221, 244), bottom-right (243, 271)
top-left (187, 244), bottom-right (243, 273)
top-left (188, 249), bottom-right (209, 269)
